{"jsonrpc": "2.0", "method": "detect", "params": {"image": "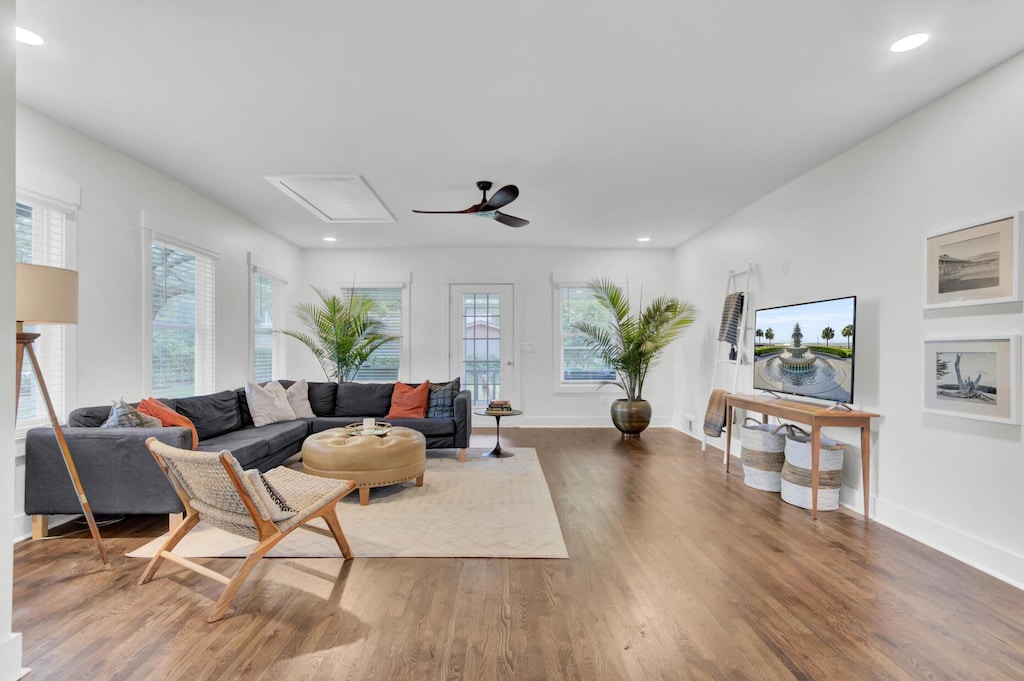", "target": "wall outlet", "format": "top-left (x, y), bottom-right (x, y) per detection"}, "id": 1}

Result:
top-left (684, 414), bottom-right (695, 431)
